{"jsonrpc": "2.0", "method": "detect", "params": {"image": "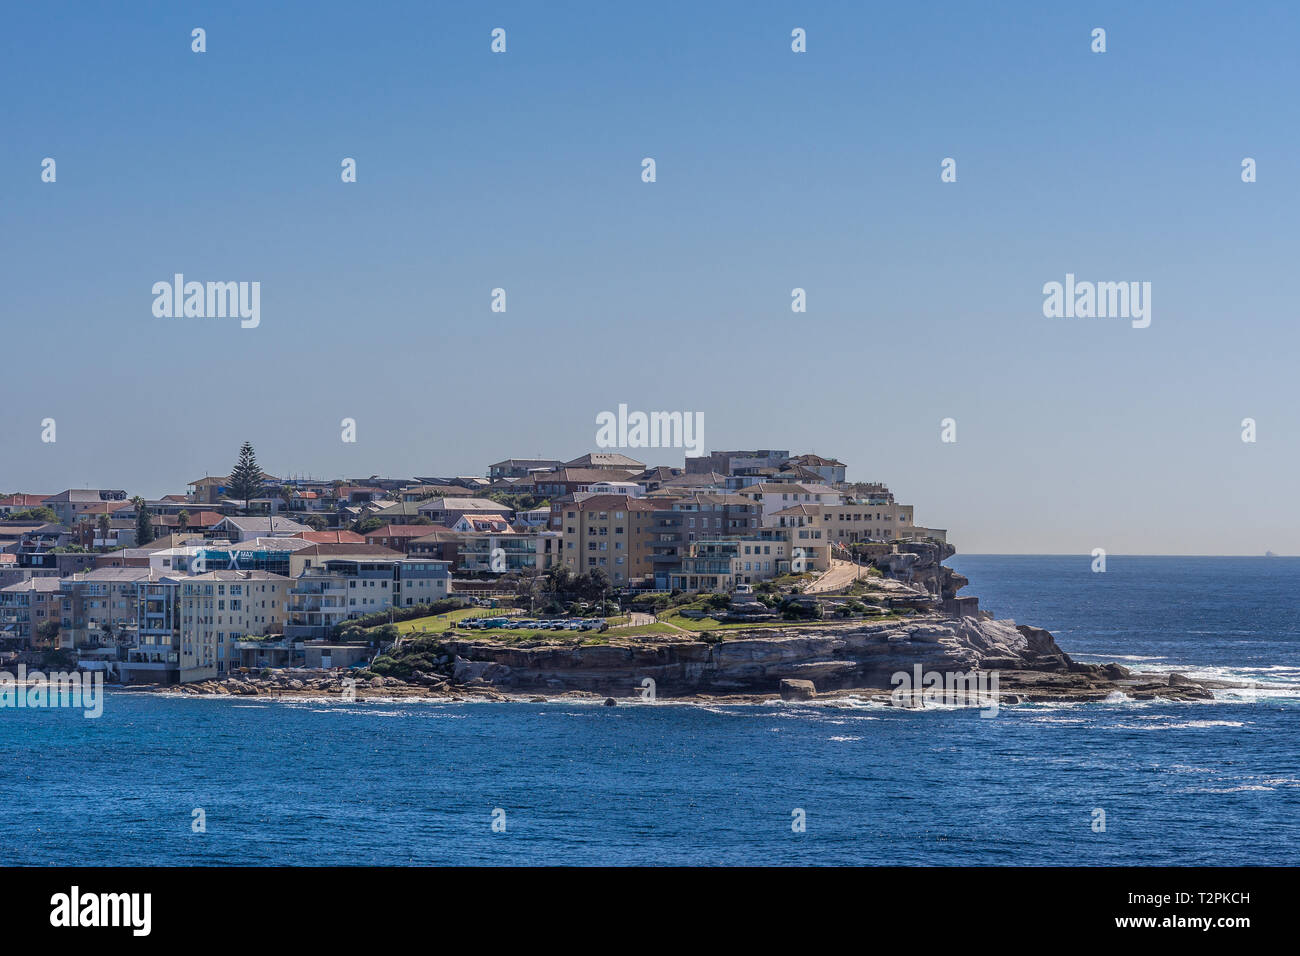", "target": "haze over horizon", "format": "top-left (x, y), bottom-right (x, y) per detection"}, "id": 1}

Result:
top-left (3, 1), bottom-right (1296, 555)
